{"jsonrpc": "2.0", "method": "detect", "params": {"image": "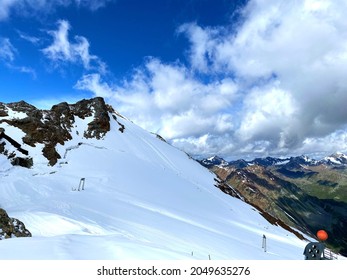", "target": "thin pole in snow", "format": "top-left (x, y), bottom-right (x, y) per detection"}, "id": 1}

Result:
top-left (262, 234), bottom-right (267, 252)
top-left (78, 178), bottom-right (85, 191)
